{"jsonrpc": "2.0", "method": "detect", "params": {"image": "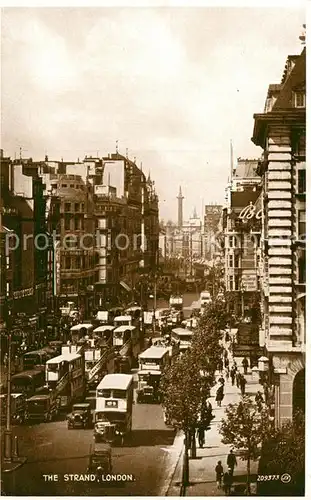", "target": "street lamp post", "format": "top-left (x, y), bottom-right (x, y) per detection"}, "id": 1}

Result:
top-left (241, 282), bottom-right (245, 319)
top-left (3, 328), bottom-right (12, 462)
